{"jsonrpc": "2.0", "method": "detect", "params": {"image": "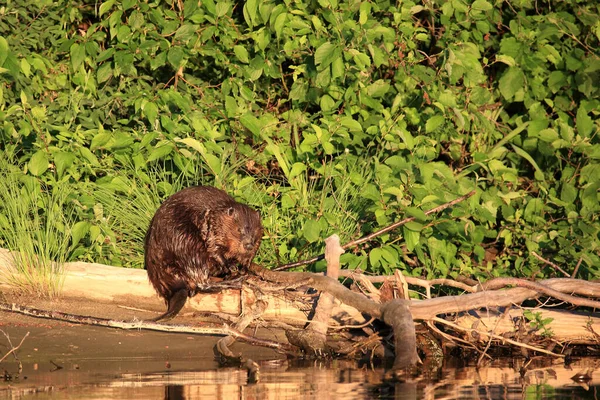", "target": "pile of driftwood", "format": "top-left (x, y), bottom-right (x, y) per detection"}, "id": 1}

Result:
top-left (244, 235), bottom-right (600, 369)
top-left (1, 191), bottom-right (599, 371)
